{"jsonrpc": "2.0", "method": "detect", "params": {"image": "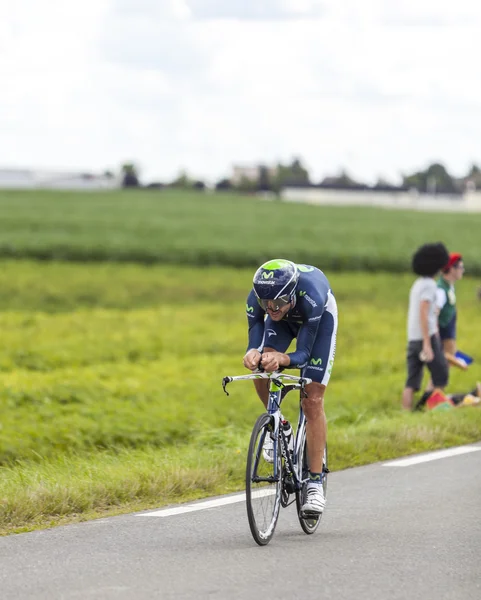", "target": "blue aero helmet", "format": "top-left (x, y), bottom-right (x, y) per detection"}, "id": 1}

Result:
top-left (253, 259), bottom-right (299, 311)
